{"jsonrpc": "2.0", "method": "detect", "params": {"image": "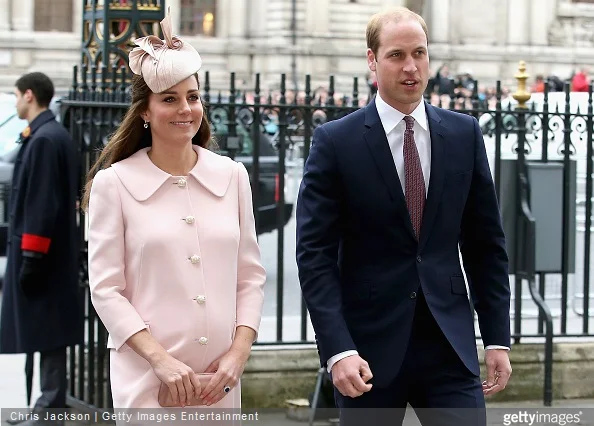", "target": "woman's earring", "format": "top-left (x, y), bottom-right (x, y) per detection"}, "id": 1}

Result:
top-left (144, 121), bottom-right (149, 129)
